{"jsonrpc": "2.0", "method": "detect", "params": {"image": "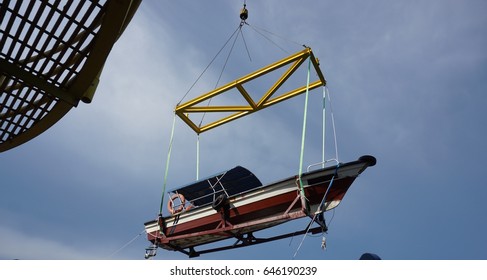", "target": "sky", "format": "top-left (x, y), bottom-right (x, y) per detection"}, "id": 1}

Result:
top-left (1, 0), bottom-right (487, 260)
